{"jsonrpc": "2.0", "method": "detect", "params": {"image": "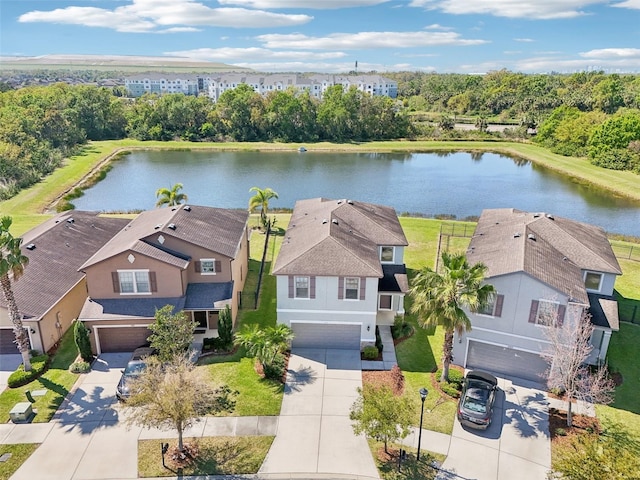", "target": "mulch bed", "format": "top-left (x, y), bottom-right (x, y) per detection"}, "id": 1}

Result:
top-left (166, 442), bottom-right (200, 469)
top-left (549, 407), bottom-right (601, 449)
top-left (392, 327), bottom-right (415, 346)
top-left (362, 366), bottom-right (405, 395)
